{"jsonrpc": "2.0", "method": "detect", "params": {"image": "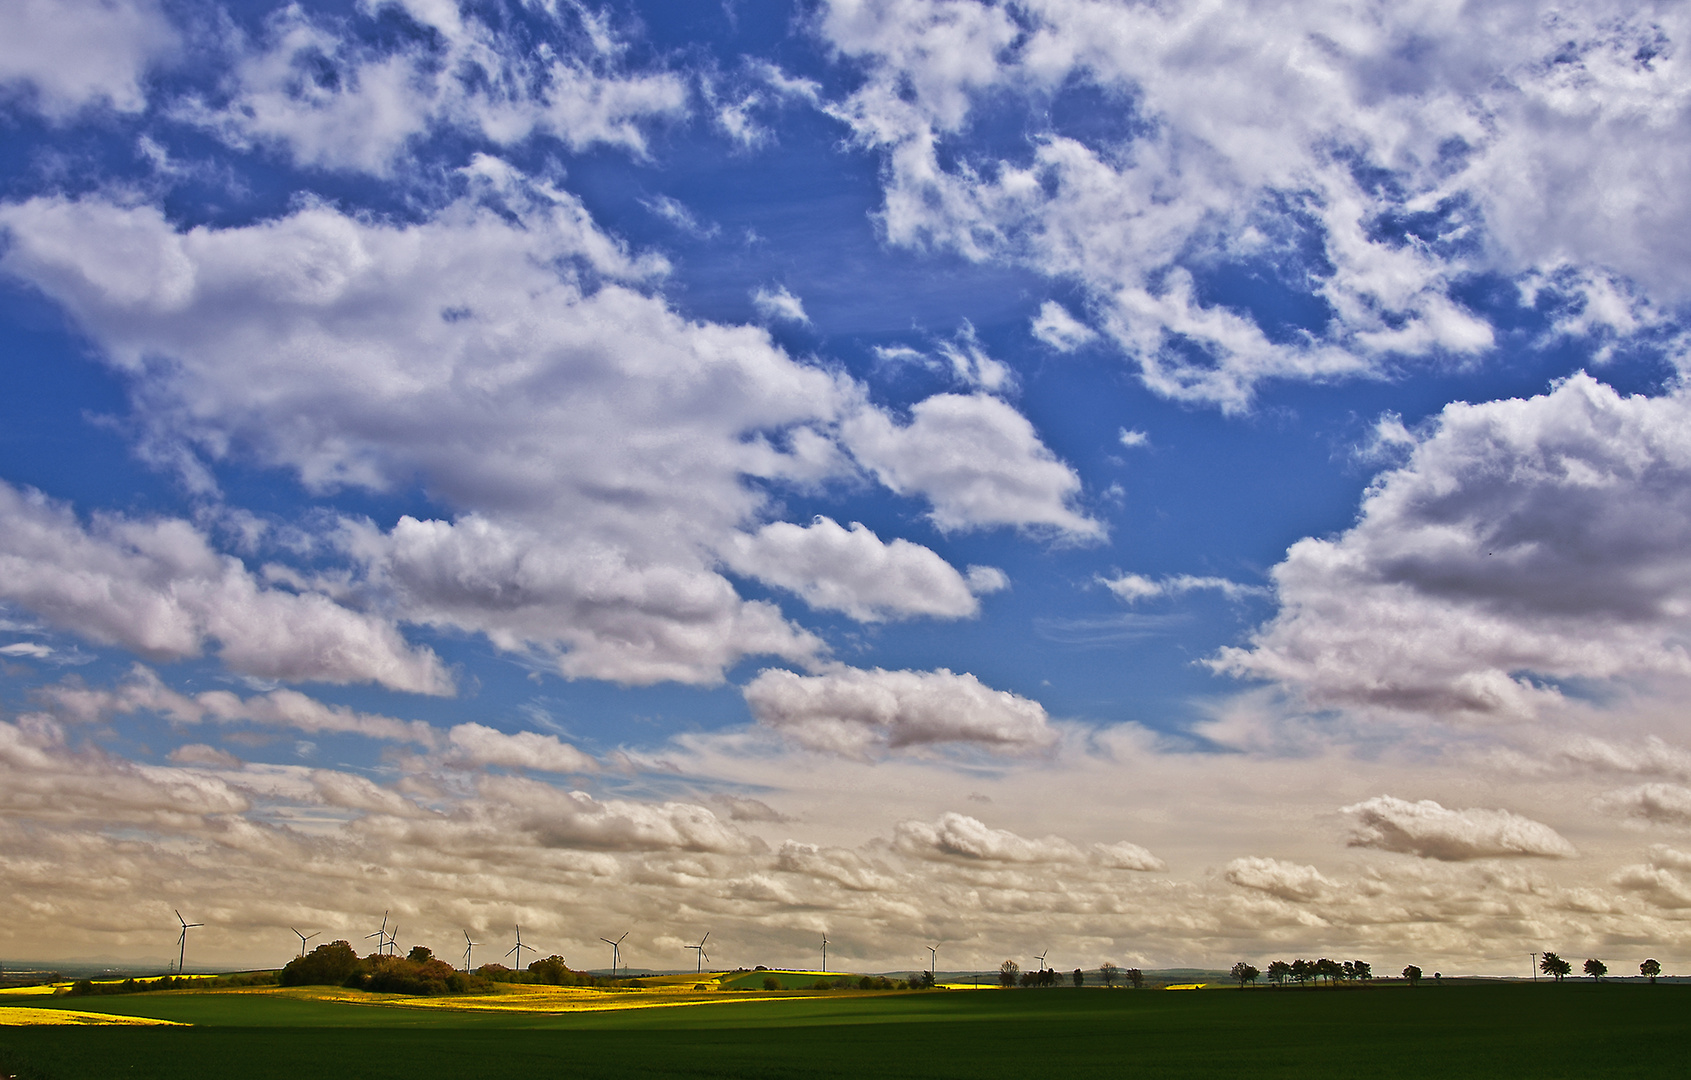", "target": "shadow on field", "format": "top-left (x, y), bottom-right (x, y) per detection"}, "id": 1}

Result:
top-left (2, 983), bottom-right (1686, 1079)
